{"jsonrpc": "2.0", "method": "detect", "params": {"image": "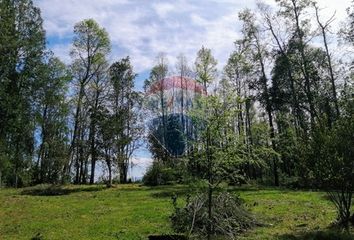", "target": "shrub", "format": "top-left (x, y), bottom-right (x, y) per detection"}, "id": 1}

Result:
top-left (170, 192), bottom-right (258, 239)
top-left (143, 162), bottom-right (179, 186)
top-left (307, 117), bottom-right (354, 229)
